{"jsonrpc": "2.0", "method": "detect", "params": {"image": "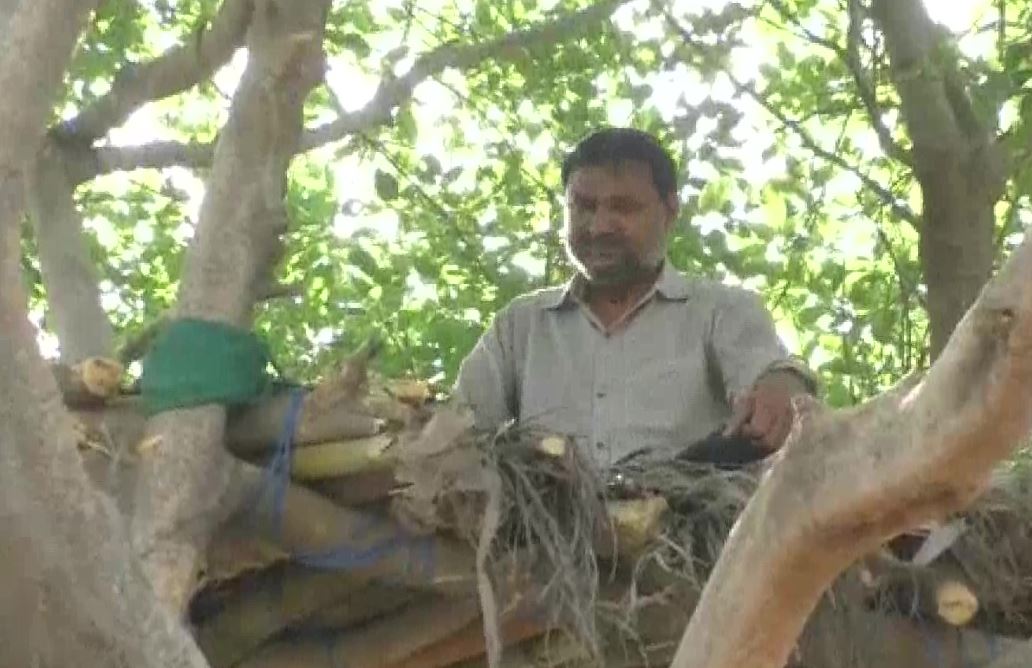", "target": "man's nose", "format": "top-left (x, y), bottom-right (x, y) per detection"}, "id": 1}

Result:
top-left (587, 206), bottom-right (620, 235)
